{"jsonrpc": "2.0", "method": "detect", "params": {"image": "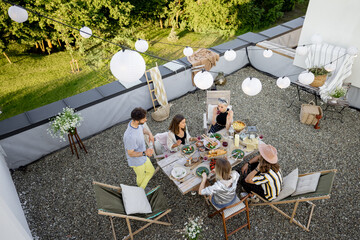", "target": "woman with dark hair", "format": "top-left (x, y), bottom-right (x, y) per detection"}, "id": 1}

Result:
top-left (240, 143), bottom-right (282, 202)
top-left (209, 98), bottom-right (233, 133)
top-left (198, 158), bottom-right (240, 208)
top-left (167, 114), bottom-right (197, 152)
